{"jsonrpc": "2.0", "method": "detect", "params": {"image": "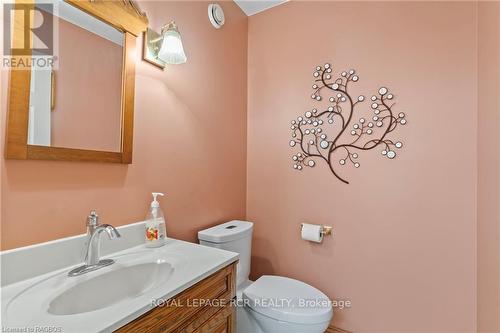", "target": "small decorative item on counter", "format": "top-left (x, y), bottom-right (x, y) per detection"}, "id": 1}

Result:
top-left (145, 192), bottom-right (166, 247)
